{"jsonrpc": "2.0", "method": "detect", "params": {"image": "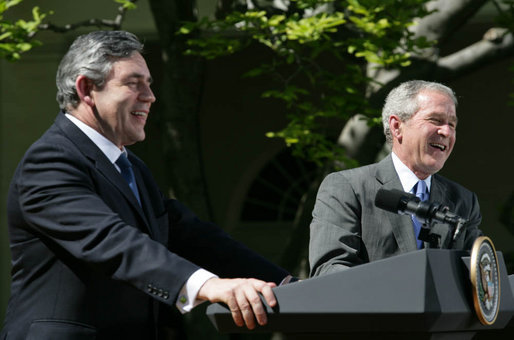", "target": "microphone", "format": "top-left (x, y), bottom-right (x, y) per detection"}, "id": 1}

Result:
top-left (374, 188), bottom-right (467, 241)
